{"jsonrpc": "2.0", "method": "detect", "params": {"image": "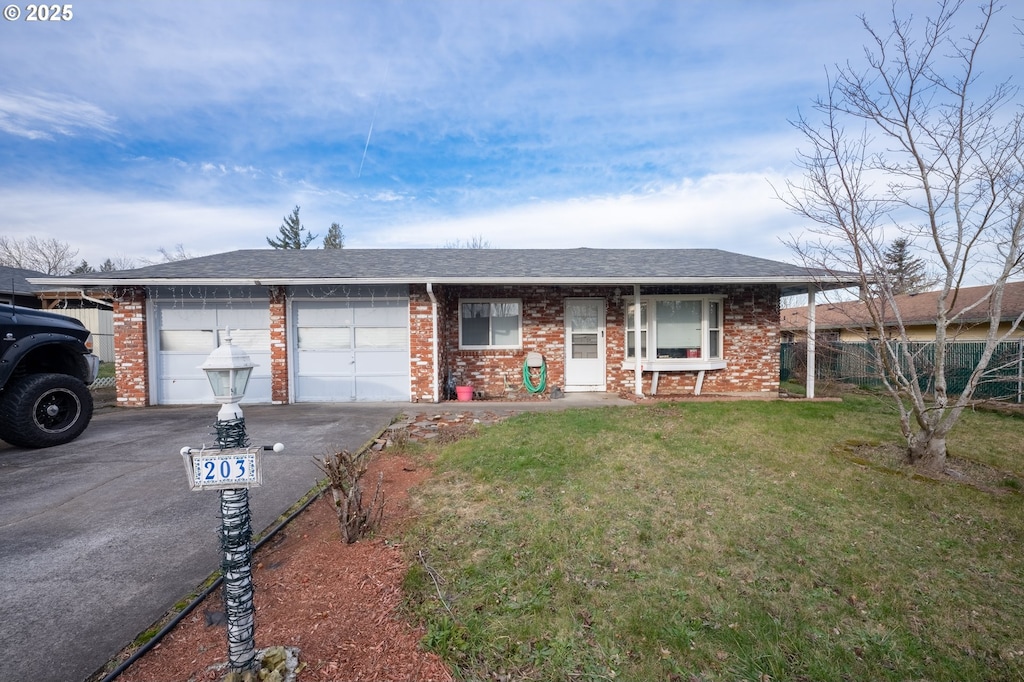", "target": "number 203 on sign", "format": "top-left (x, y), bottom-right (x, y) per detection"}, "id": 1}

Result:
top-left (184, 448), bottom-right (262, 491)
